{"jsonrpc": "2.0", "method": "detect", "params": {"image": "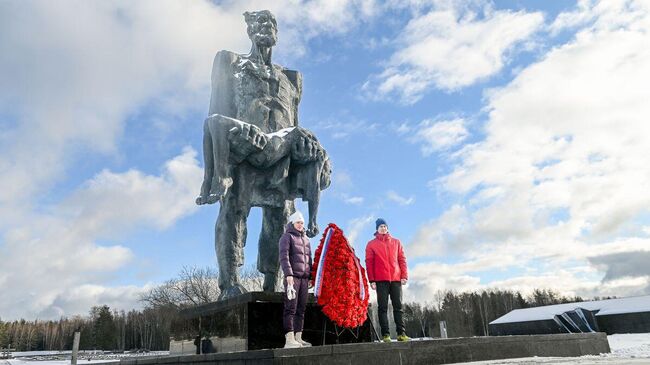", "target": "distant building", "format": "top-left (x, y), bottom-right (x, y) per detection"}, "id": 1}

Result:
top-left (489, 295), bottom-right (650, 336)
